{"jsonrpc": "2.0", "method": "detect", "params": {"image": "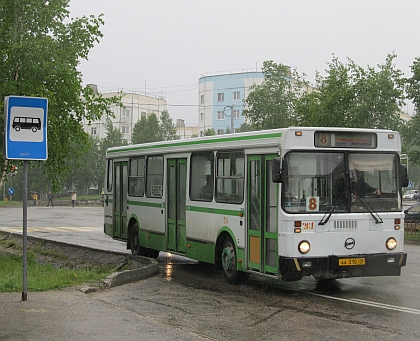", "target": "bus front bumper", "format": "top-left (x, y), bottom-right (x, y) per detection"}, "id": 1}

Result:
top-left (279, 252), bottom-right (407, 281)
